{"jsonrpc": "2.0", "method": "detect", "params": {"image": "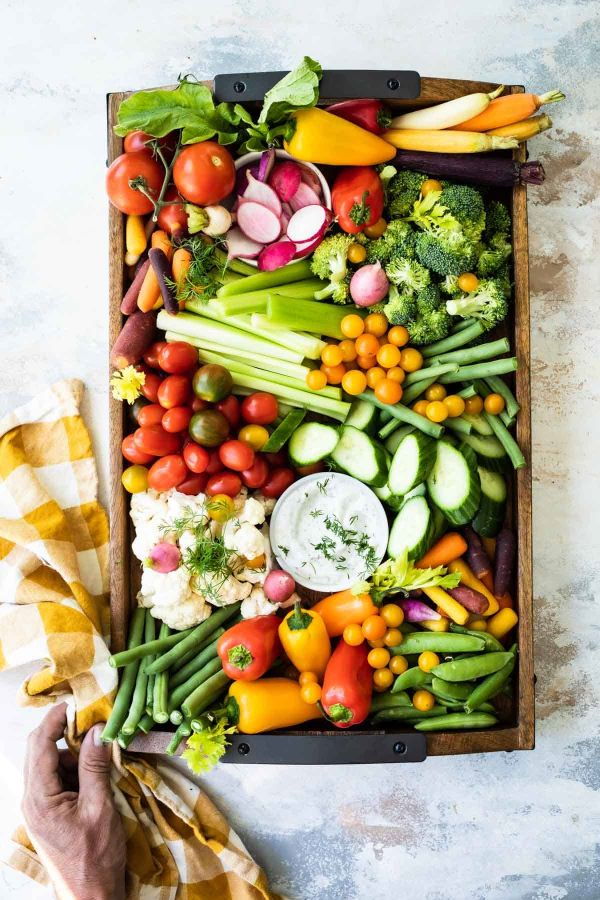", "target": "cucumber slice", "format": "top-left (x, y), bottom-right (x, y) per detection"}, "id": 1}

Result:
top-left (330, 426), bottom-right (388, 487)
top-left (429, 504), bottom-right (448, 542)
top-left (374, 482), bottom-right (405, 511)
top-left (426, 440), bottom-right (481, 526)
top-left (460, 432), bottom-right (510, 473)
top-left (460, 412), bottom-right (493, 436)
top-left (388, 432), bottom-right (436, 496)
top-left (404, 482), bottom-right (427, 500)
top-left (262, 408), bottom-right (306, 452)
top-left (472, 467), bottom-right (507, 537)
top-left (384, 425), bottom-right (415, 455)
top-left (288, 422), bottom-right (339, 467)
top-left (388, 495), bottom-right (432, 560)
top-left (344, 398), bottom-right (379, 434)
